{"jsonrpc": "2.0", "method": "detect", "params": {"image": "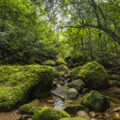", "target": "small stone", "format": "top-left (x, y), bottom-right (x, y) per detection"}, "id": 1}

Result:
top-left (89, 111), bottom-right (96, 118)
top-left (68, 79), bottom-right (85, 92)
top-left (76, 110), bottom-right (91, 120)
top-left (59, 77), bottom-right (64, 81)
top-left (67, 88), bottom-right (78, 99)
